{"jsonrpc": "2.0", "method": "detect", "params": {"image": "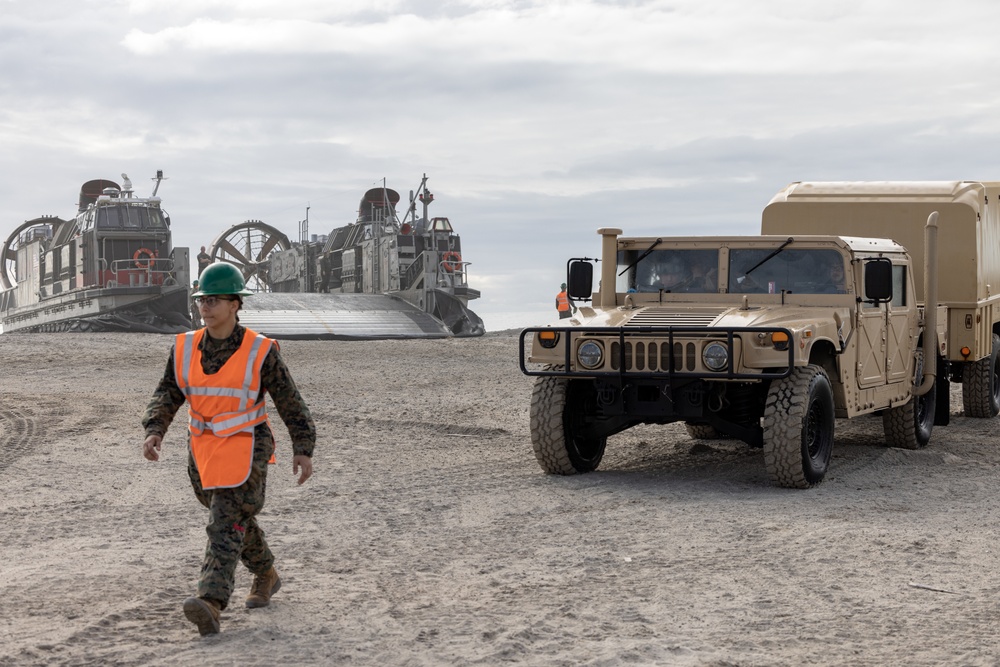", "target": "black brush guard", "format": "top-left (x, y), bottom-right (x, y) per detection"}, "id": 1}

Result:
top-left (519, 325), bottom-right (796, 448)
top-left (519, 325), bottom-right (796, 380)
